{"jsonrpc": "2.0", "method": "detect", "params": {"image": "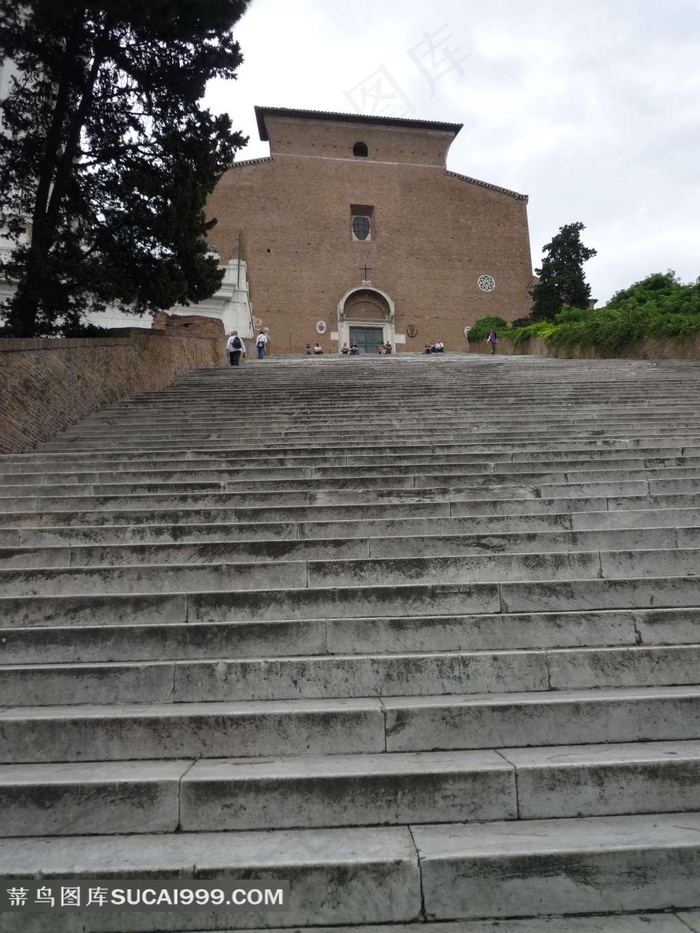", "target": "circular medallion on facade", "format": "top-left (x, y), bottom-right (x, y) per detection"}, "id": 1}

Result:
top-left (253, 317), bottom-right (263, 328)
top-left (463, 326), bottom-right (471, 338)
top-left (477, 275), bottom-right (496, 293)
top-left (406, 325), bottom-right (418, 338)
top-left (316, 320), bottom-right (327, 335)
